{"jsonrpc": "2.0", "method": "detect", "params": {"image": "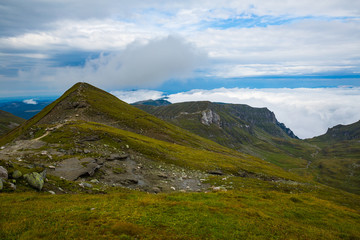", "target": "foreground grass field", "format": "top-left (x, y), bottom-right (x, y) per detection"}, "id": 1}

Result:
top-left (1, 177), bottom-right (359, 240)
